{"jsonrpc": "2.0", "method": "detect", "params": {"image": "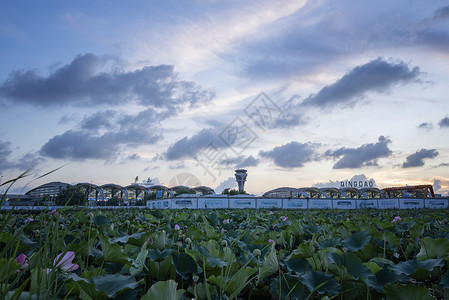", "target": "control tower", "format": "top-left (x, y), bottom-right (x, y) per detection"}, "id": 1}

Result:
top-left (235, 169), bottom-right (247, 193)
